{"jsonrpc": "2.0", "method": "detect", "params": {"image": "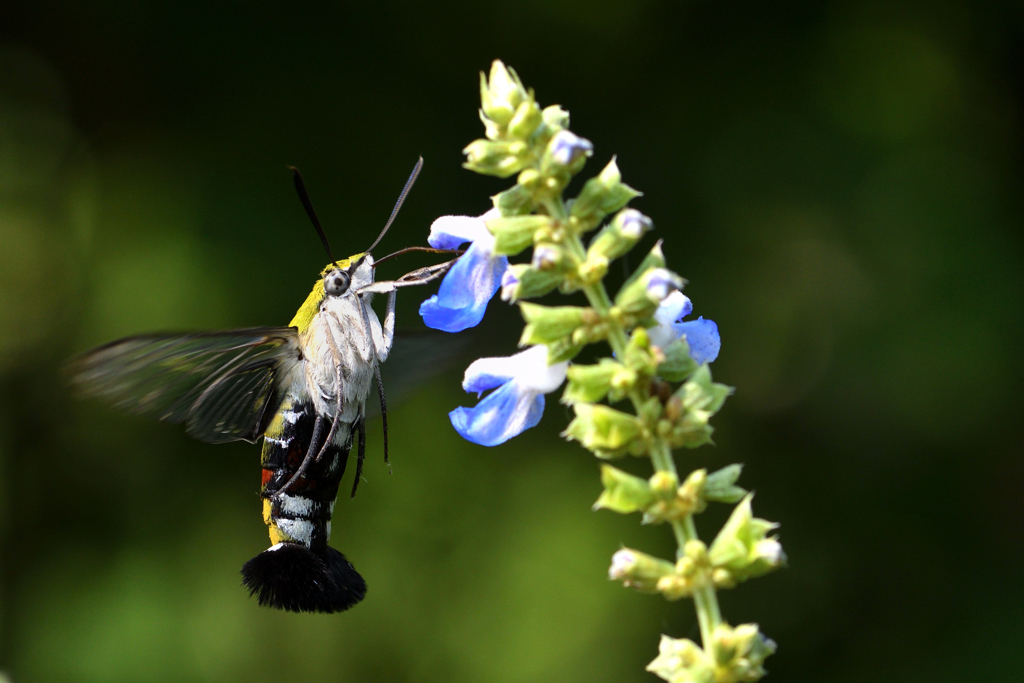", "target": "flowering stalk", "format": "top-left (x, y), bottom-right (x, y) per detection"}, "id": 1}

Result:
top-left (422, 60), bottom-right (785, 682)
